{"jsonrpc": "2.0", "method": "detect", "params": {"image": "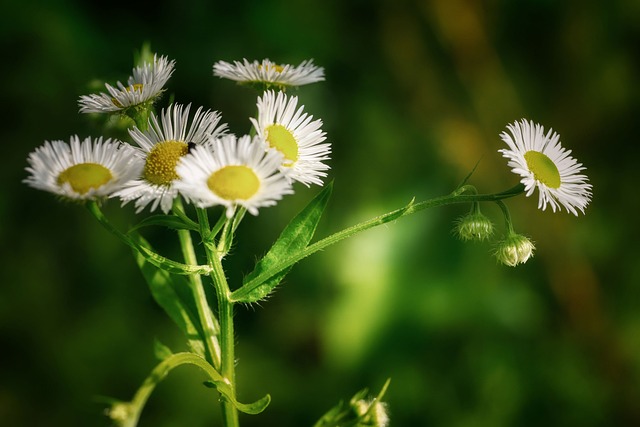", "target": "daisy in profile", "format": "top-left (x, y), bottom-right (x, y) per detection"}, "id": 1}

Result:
top-left (113, 103), bottom-right (227, 214)
top-left (213, 58), bottom-right (324, 90)
top-left (250, 90), bottom-right (330, 186)
top-left (499, 119), bottom-right (592, 215)
top-left (175, 135), bottom-right (293, 217)
top-left (24, 136), bottom-right (142, 200)
top-left (78, 55), bottom-right (175, 114)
